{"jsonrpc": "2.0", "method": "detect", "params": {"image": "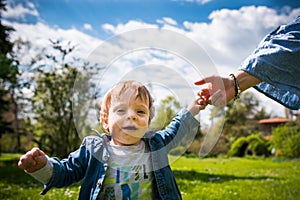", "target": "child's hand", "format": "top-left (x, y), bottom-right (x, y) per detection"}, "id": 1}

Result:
top-left (188, 96), bottom-right (207, 116)
top-left (18, 147), bottom-right (48, 173)
top-left (197, 96), bottom-right (207, 110)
